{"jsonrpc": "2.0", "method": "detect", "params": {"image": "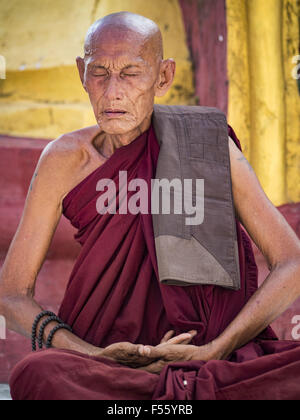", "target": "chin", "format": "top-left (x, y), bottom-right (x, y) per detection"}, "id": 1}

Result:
top-left (97, 118), bottom-right (138, 135)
